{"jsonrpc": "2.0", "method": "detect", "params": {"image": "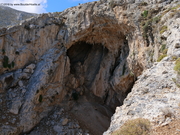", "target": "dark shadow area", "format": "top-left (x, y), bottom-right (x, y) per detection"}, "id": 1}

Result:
top-left (65, 39), bottom-right (137, 135)
top-left (67, 41), bottom-right (108, 88)
top-left (67, 41), bottom-right (92, 74)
